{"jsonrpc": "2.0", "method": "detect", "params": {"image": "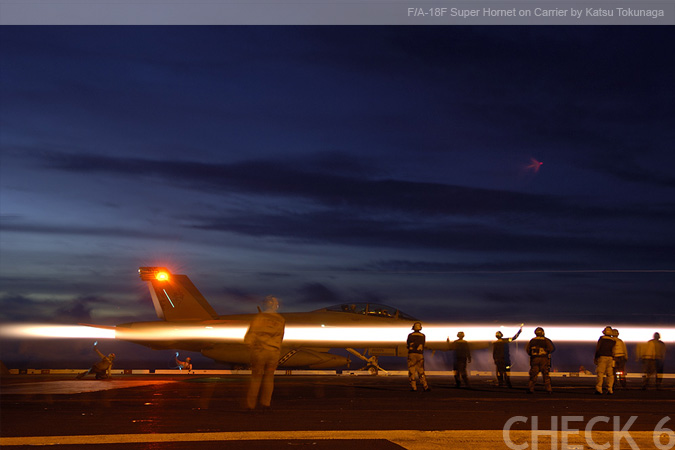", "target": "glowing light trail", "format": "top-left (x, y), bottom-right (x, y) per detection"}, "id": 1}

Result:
top-left (0, 324), bottom-right (115, 339)
top-left (1, 323), bottom-right (672, 345)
